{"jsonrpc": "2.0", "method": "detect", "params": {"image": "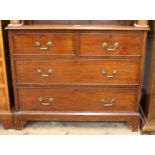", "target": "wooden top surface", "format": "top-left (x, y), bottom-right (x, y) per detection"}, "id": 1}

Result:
top-left (6, 24), bottom-right (150, 31)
